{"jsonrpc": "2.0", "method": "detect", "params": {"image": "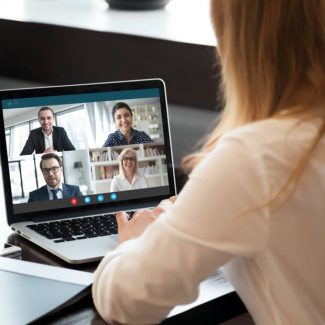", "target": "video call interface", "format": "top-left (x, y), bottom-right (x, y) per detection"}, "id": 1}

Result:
top-left (2, 88), bottom-right (171, 214)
